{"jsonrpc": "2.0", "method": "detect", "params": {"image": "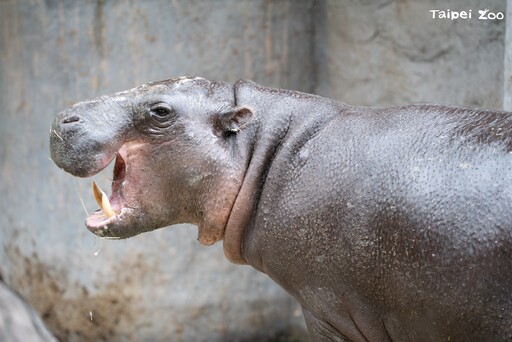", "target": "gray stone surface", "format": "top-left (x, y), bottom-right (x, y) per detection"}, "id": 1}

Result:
top-left (316, 0), bottom-right (506, 109)
top-left (0, 0), bottom-right (508, 340)
top-left (0, 280), bottom-right (57, 342)
top-left (504, 0), bottom-right (512, 110)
